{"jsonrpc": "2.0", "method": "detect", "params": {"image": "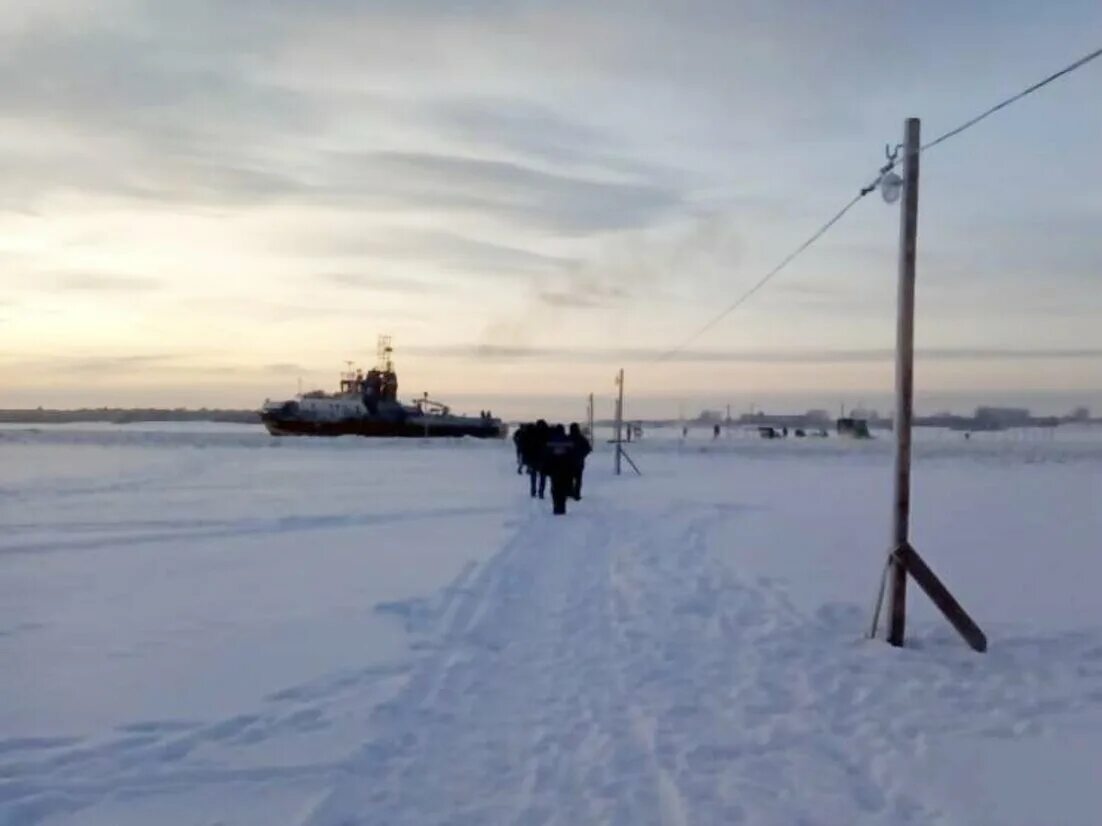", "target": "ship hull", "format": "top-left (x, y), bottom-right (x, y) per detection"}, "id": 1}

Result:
top-left (259, 413), bottom-right (506, 439)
